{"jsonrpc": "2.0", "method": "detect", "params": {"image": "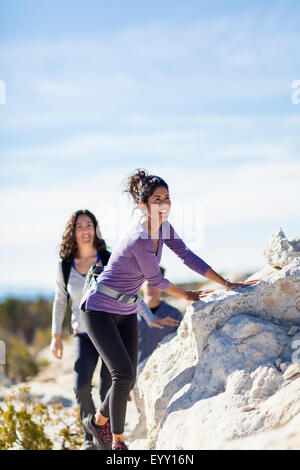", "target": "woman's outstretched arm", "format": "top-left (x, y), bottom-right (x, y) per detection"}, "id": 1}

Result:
top-left (165, 282), bottom-right (214, 301)
top-left (163, 223), bottom-right (260, 294)
top-left (204, 267), bottom-right (260, 290)
top-left (163, 223), bottom-right (211, 276)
